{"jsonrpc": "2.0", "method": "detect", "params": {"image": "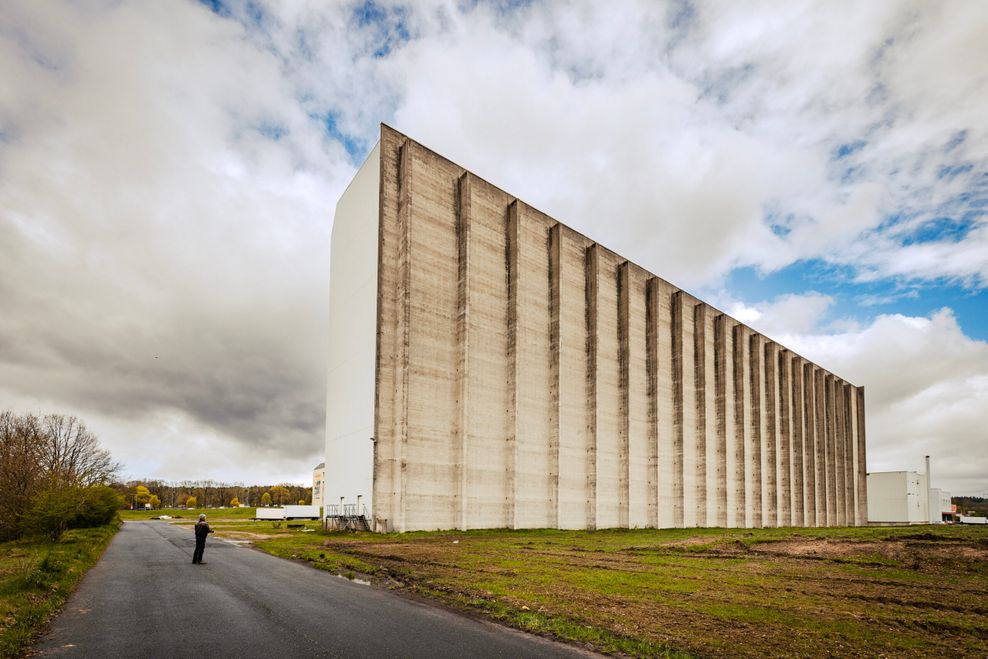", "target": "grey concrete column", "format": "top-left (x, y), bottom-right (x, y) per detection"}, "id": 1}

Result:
top-left (693, 303), bottom-right (708, 527)
top-left (802, 362), bottom-right (816, 527)
top-left (505, 200), bottom-right (520, 529)
top-left (855, 386), bottom-right (868, 525)
top-left (618, 262), bottom-right (631, 528)
top-left (454, 172), bottom-right (473, 530)
top-left (824, 374), bottom-right (836, 526)
top-left (732, 325), bottom-right (747, 527)
top-left (843, 383), bottom-right (855, 525)
top-left (584, 244), bottom-right (599, 530)
top-left (791, 355), bottom-right (805, 526)
top-left (814, 369), bottom-right (827, 526)
top-left (778, 350), bottom-right (792, 526)
top-left (554, 227), bottom-right (591, 530)
top-left (645, 278), bottom-right (660, 528)
top-left (833, 377), bottom-right (846, 526)
top-left (548, 224), bottom-right (562, 529)
top-left (373, 133), bottom-right (405, 531)
top-left (655, 282), bottom-right (676, 529)
top-left (671, 291), bottom-right (686, 527)
top-left (748, 333), bottom-right (763, 527)
top-left (714, 315), bottom-right (729, 527)
top-left (763, 342), bottom-right (778, 527)
top-left (394, 142), bottom-right (413, 532)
